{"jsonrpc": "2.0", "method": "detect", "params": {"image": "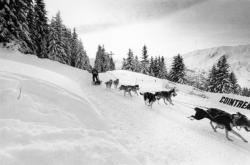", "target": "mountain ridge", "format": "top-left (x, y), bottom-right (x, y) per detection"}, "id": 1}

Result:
top-left (183, 44), bottom-right (250, 87)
